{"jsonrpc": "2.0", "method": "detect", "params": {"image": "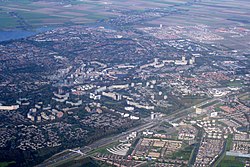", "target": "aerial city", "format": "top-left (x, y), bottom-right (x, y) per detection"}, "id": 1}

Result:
top-left (0, 0), bottom-right (249, 166)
